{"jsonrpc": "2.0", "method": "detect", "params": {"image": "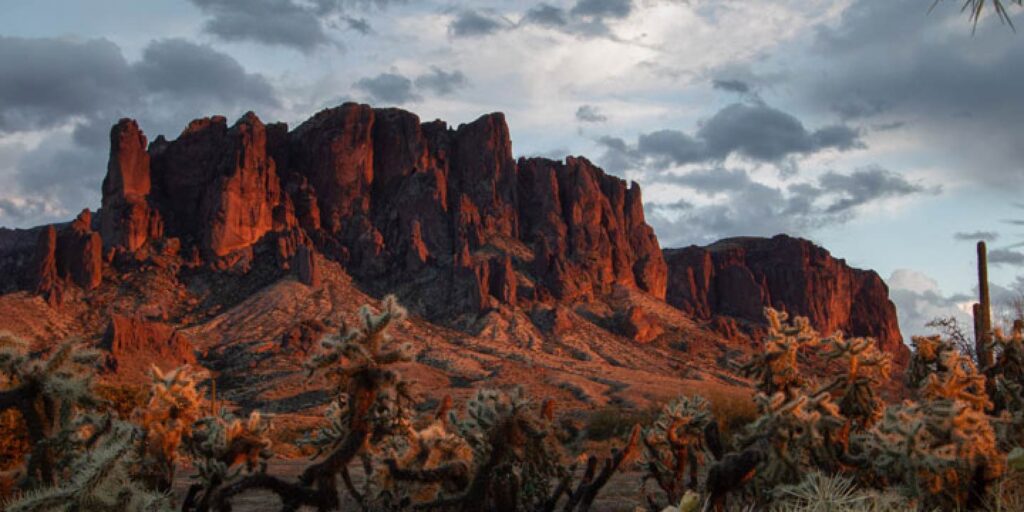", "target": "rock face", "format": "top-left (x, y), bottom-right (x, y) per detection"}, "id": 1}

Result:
top-left (103, 315), bottom-right (196, 376)
top-left (664, 235), bottom-right (908, 363)
top-left (2, 104), bottom-right (905, 367)
top-left (100, 119), bottom-right (162, 253)
top-left (80, 103), bottom-right (667, 321)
